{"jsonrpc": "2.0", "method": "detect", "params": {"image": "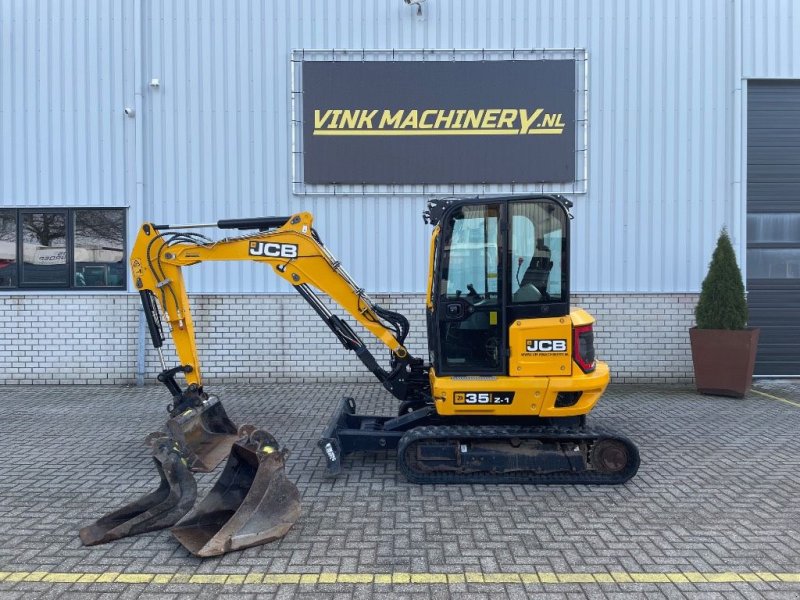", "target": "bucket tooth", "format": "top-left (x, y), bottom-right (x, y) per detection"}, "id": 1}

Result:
top-left (79, 434), bottom-right (197, 546)
top-left (166, 396), bottom-right (239, 472)
top-left (170, 427), bottom-right (301, 557)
